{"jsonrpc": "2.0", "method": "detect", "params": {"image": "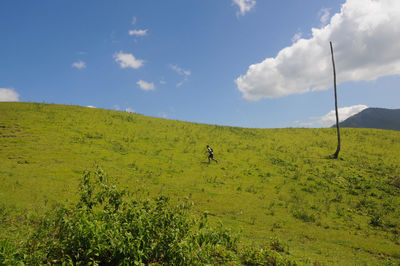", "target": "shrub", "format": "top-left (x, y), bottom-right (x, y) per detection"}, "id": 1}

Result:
top-left (240, 245), bottom-right (295, 266)
top-left (13, 167), bottom-right (295, 265)
top-left (370, 213), bottom-right (383, 227)
top-left (0, 239), bottom-right (21, 265)
top-left (292, 209), bottom-right (316, 223)
top-left (268, 237), bottom-right (288, 253)
top-left (391, 176), bottom-right (400, 189)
